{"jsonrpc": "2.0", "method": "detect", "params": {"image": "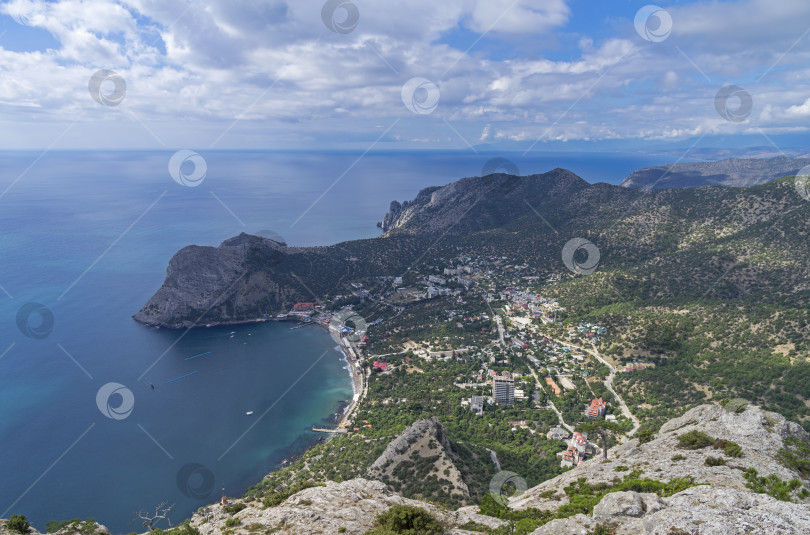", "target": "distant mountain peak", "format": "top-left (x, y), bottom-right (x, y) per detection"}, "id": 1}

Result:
top-left (378, 168), bottom-right (590, 233)
top-left (621, 156), bottom-right (810, 190)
